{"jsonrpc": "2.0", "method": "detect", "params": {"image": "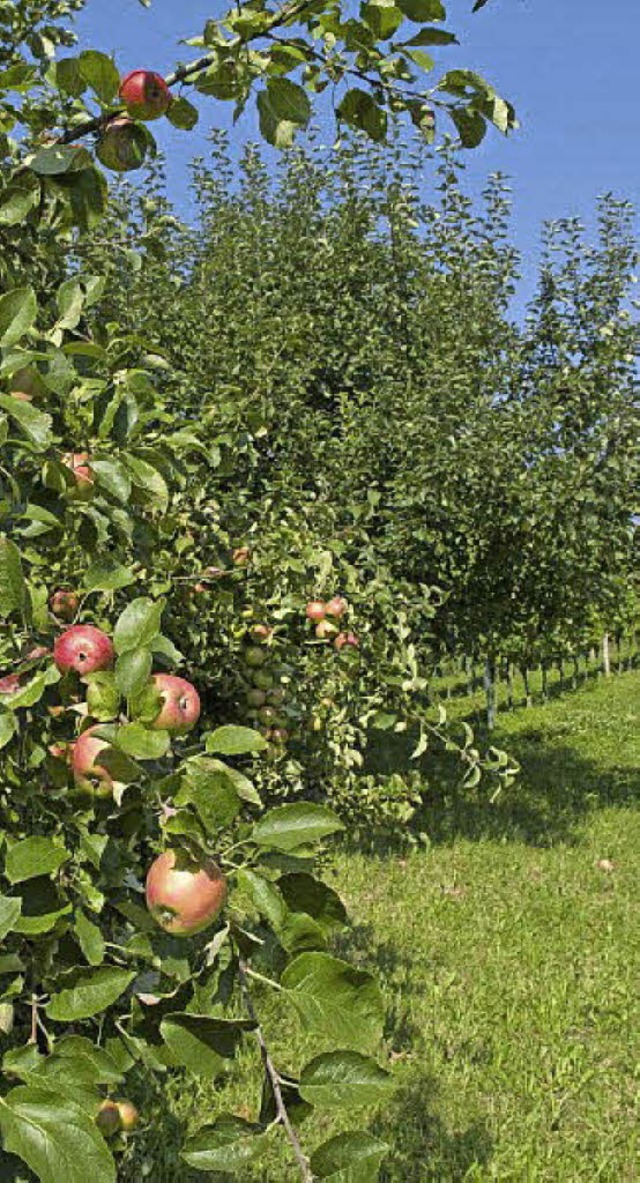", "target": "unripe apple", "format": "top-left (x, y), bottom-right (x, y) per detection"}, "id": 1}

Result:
top-left (266, 687), bottom-right (284, 706)
top-left (96, 117), bottom-right (147, 173)
top-left (316, 619), bottom-right (338, 640)
top-left (96, 1100), bottom-right (121, 1138)
top-left (246, 688), bottom-right (266, 708)
top-left (116, 1100), bottom-right (140, 1132)
top-left (258, 706), bottom-right (278, 726)
top-left (232, 547), bottom-right (251, 566)
top-left (50, 589), bottom-right (79, 622)
top-left (244, 646), bottom-right (267, 668)
top-left (0, 673), bottom-right (20, 696)
top-left (335, 631), bottom-right (360, 651)
top-left (54, 625), bottom-right (114, 676)
top-left (62, 451), bottom-right (94, 501)
top-left (271, 727), bottom-right (289, 744)
top-left (145, 849), bottom-right (227, 936)
top-left (119, 69), bottom-right (171, 121)
top-left (306, 600), bottom-right (327, 623)
top-left (326, 596), bottom-right (348, 619)
top-left (252, 669), bottom-right (274, 691)
top-left (72, 727), bottom-right (113, 798)
top-left (150, 674), bottom-right (201, 735)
